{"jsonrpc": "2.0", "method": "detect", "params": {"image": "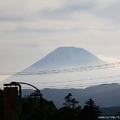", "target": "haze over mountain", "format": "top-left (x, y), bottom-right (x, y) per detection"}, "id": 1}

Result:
top-left (1, 46), bottom-right (119, 89)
